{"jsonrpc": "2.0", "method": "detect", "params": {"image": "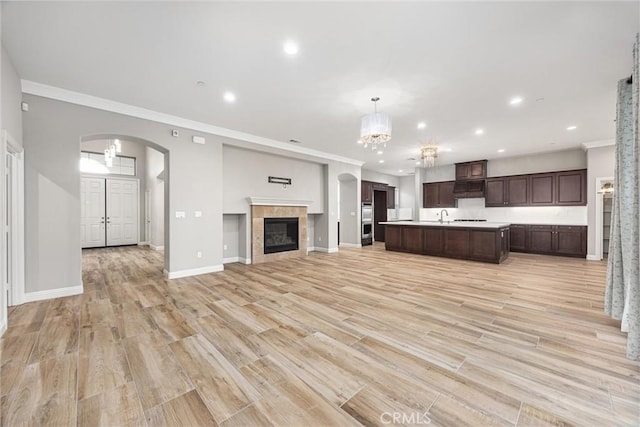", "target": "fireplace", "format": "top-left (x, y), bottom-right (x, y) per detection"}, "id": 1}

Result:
top-left (264, 217), bottom-right (299, 254)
